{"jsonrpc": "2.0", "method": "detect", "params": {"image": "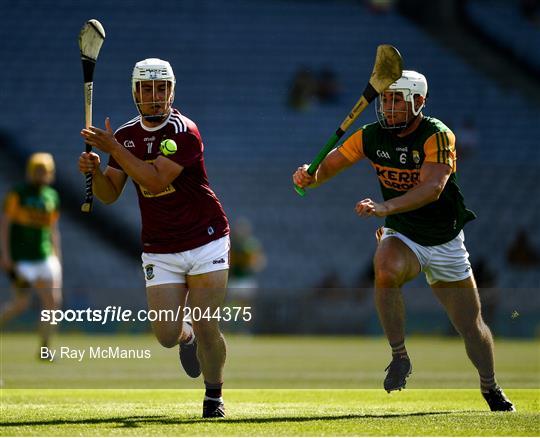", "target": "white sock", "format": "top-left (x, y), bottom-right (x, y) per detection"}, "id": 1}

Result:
top-left (204, 396), bottom-right (223, 402)
top-left (182, 321), bottom-right (195, 345)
